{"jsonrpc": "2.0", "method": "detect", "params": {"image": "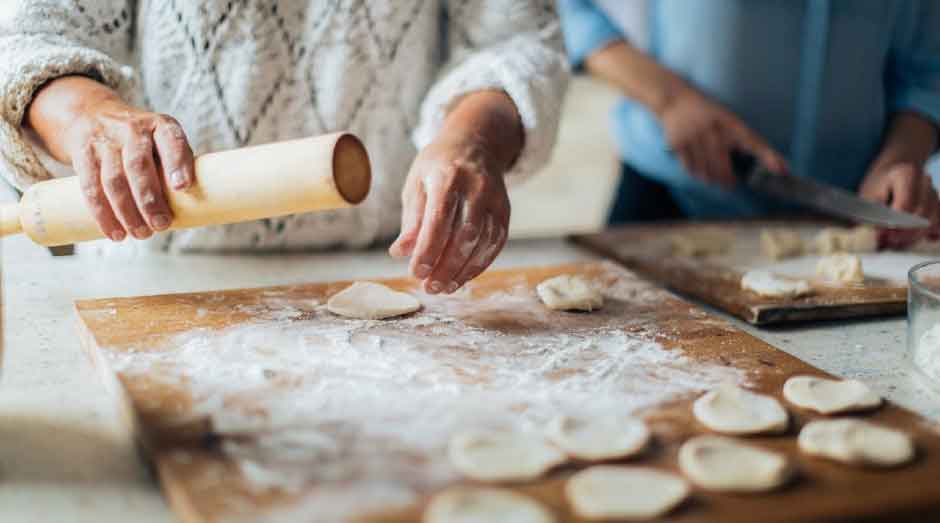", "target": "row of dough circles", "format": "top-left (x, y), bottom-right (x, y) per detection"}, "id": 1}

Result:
top-left (427, 376), bottom-right (915, 522)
